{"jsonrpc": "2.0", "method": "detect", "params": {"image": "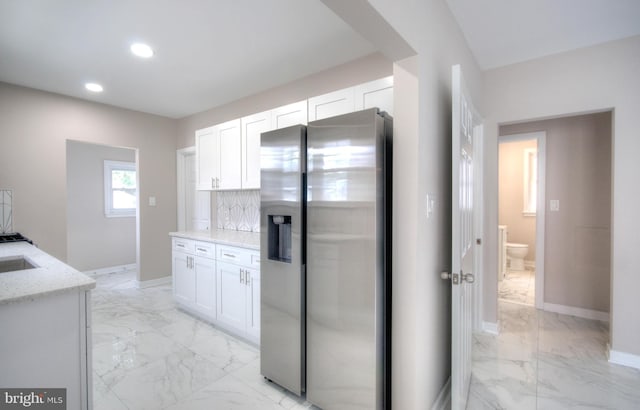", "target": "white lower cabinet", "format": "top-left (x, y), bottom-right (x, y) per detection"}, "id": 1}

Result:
top-left (216, 250), bottom-right (261, 344)
top-left (172, 236), bottom-right (260, 344)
